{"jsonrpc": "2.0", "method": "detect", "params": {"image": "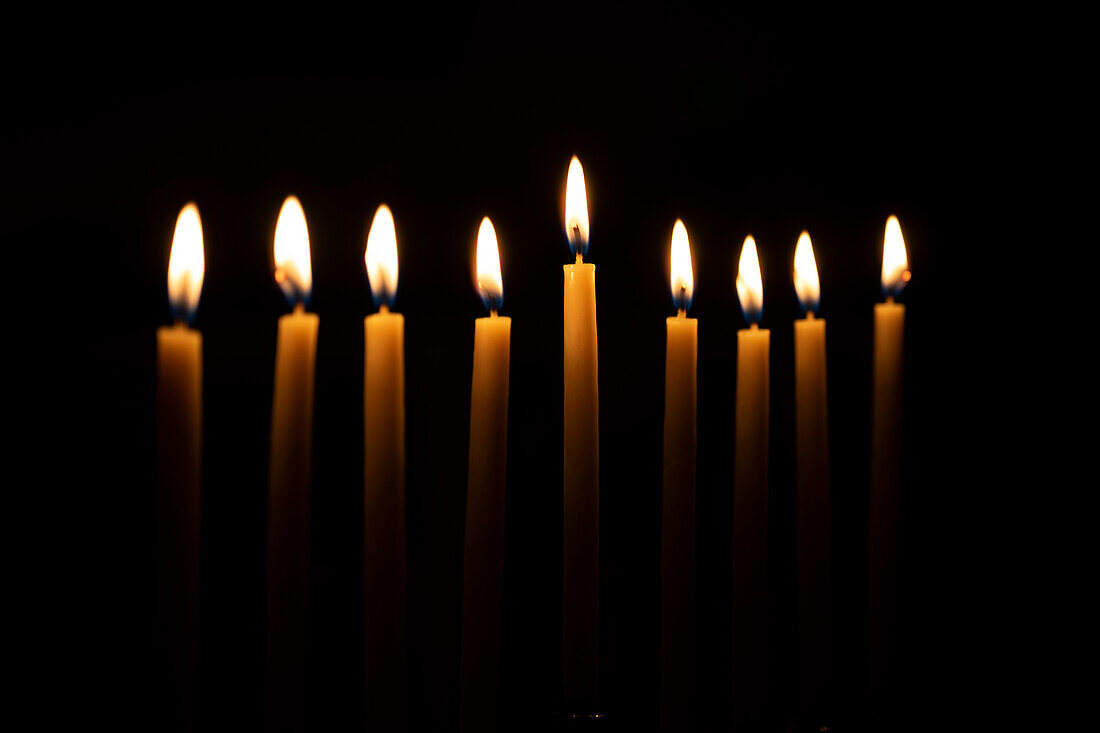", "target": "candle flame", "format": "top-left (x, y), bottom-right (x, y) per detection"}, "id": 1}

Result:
top-left (736, 235), bottom-right (764, 324)
top-left (881, 215), bottom-right (910, 297)
top-left (365, 204), bottom-right (399, 308)
top-left (476, 217), bottom-right (503, 312)
top-left (793, 231), bottom-right (820, 313)
top-left (167, 202), bottom-right (205, 323)
top-left (670, 219), bottom-right (694, 312)
top-left (273, 196), bottom-right (312, 306)
top-left (564, 155), bottom-right (590, 257)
